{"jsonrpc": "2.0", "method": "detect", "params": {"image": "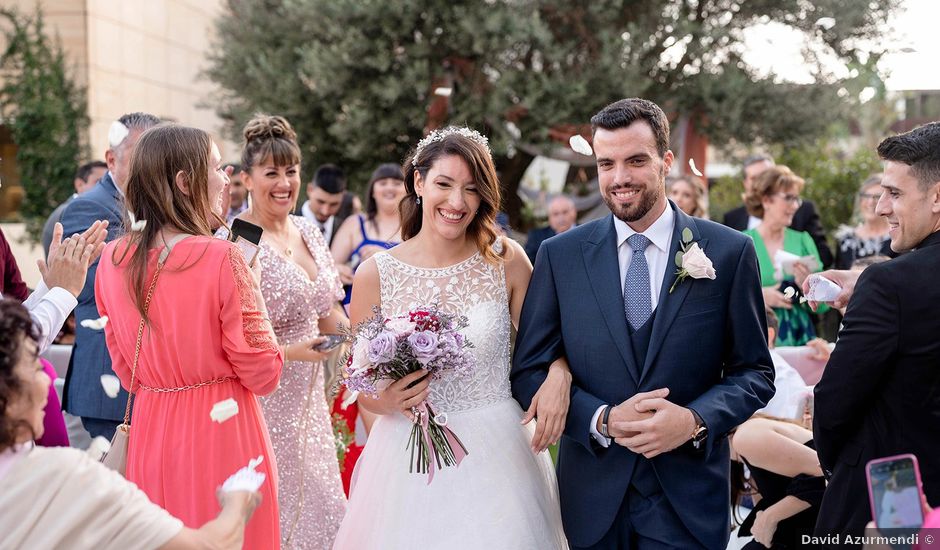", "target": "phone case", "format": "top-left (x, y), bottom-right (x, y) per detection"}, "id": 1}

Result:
top-left (866, 453), bottom-right (925, 529)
